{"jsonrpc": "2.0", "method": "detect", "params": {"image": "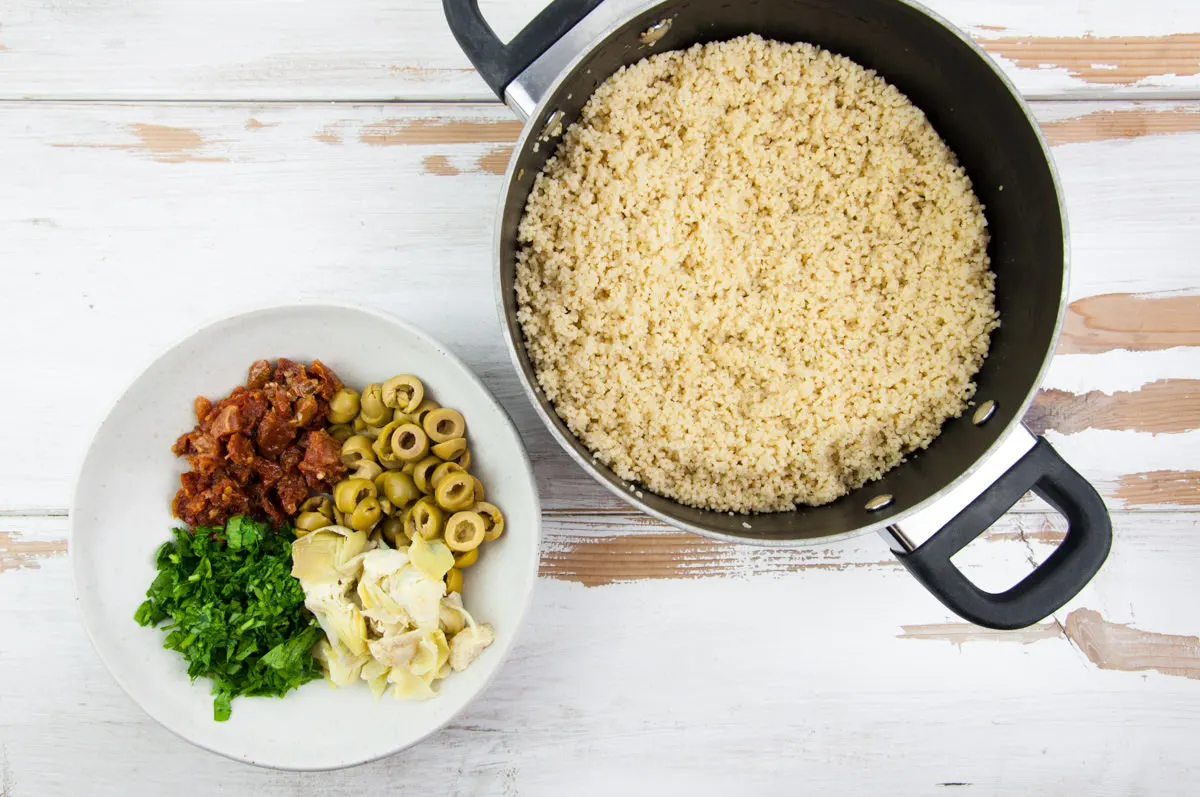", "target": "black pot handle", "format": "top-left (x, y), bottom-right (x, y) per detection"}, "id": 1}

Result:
top-left (897, 438), bottom-right (1112, 630)
top-left (443, 0), bottom-right (607, 99)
